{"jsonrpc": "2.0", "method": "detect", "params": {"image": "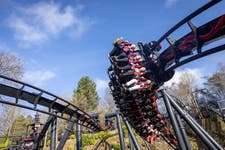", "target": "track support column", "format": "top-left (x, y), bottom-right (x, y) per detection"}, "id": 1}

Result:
top-left (123, 117), bottom-right (141, 150)
top-left (57, 117), bottom-right (77, 150)
top-left (161, 89), bottom-right (186, 150)
top-left (175, 114), bottom-right (191, 150)
top-left (128, 134), bottom-right (134, 150)
top-left (164, 89), bottom-right (223, 150)
top-left (76, 120), bottom-right (82, 150)
top-left (116, 110), bottom-right (125, 150)
top-left (50, 112), bottom-right (57, 150)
